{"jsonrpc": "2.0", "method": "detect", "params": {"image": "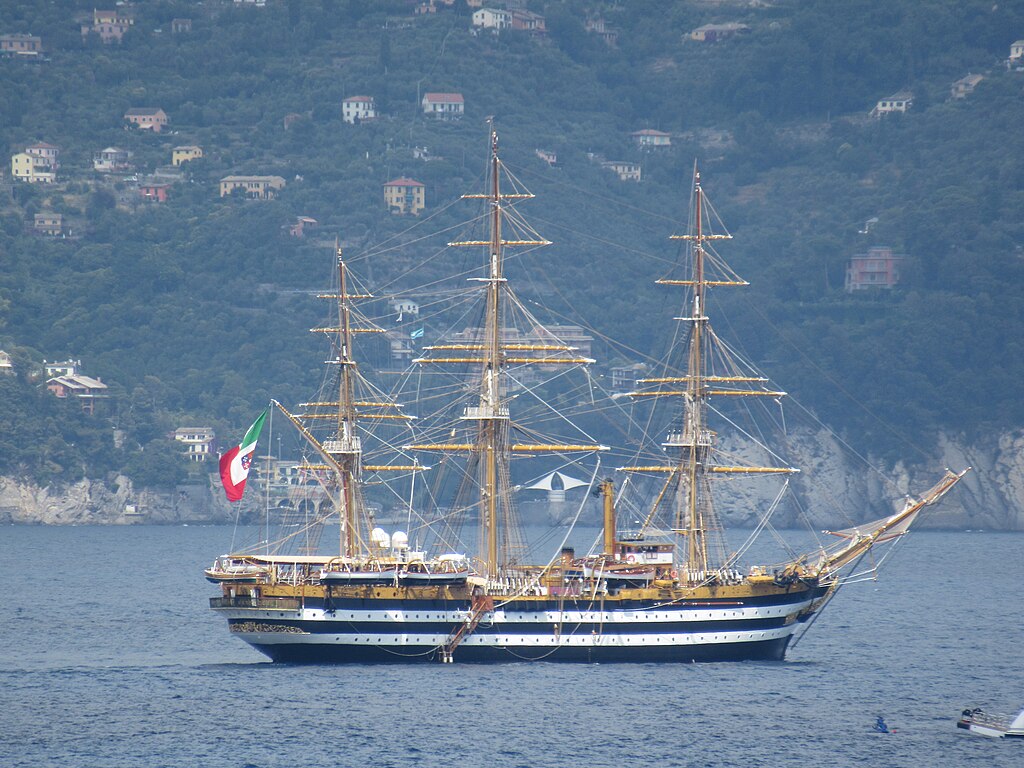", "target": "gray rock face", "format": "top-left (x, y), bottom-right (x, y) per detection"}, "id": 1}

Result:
top-left (0, 474), bottom-right (249, 525)
top-left (716, 428), bottom-right (1024, 531)
top-left (2, 429), bottom-right (1023, 530)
